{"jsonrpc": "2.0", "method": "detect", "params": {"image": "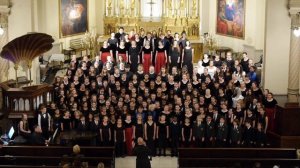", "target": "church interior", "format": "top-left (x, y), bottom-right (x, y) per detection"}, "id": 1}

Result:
top-left (0, 0), bottom-right (300, 167)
